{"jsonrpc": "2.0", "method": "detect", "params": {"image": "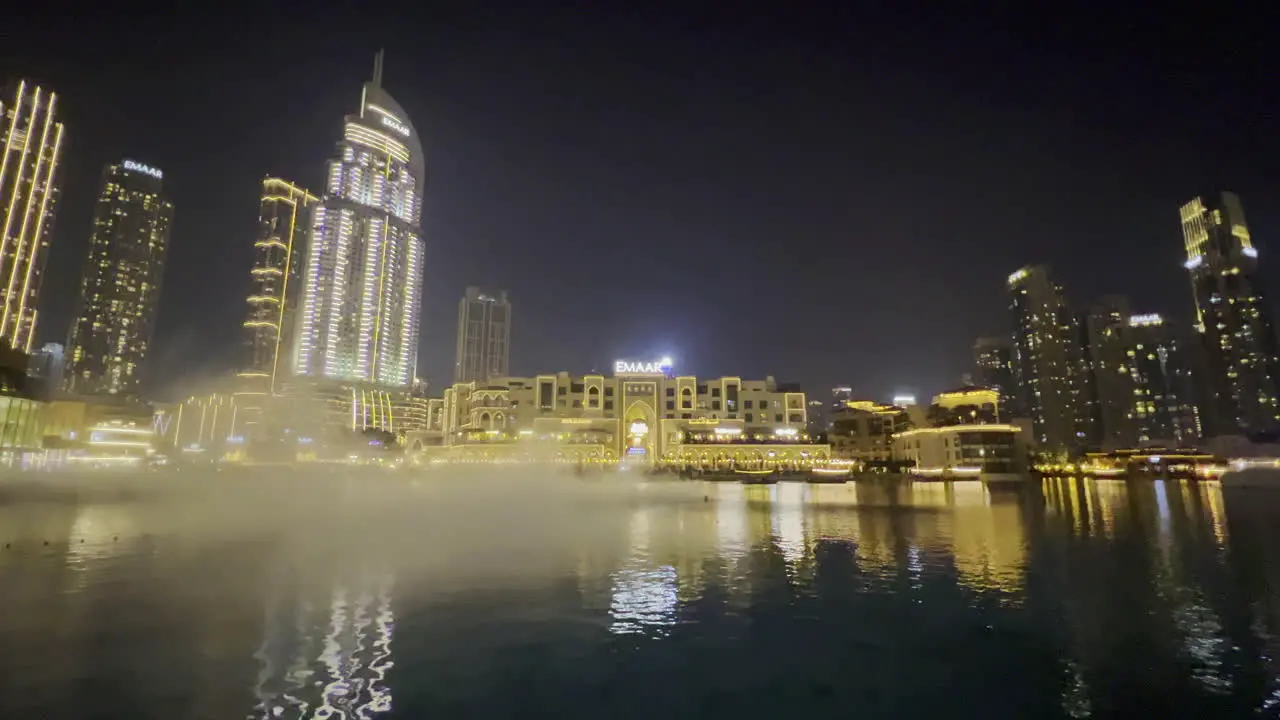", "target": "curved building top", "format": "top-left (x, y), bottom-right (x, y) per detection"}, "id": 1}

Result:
top-left (357, 81), bottom-right (425, 186)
